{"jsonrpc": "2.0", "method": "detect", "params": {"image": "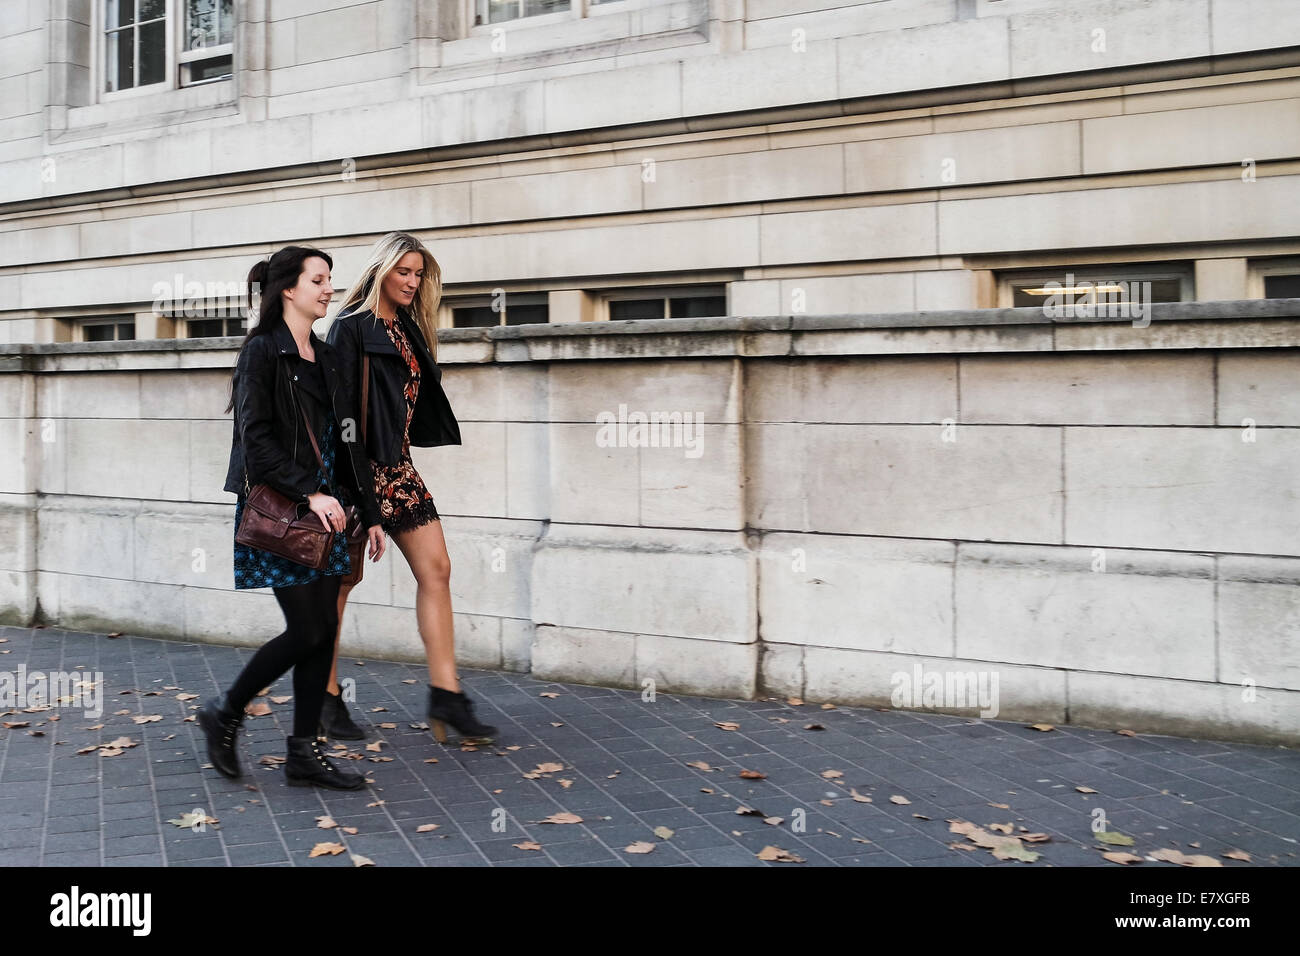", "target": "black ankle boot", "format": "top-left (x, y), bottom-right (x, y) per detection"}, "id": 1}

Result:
top-left (284, 735), bottom-right (366, 791)
top-left (319, 690), bottom-right (366, 741)
top-left (197, 693), bottom-right (245, 779)
top-left (427, 685), bottom-right (498, 745)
